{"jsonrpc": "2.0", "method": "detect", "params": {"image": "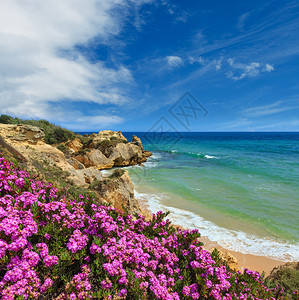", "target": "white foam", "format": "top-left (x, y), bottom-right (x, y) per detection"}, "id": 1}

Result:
top-left (134, 190), bottom-right (299, 262)
top-left (100, 170), bottom-right (113, 176)
top-left (204, 155), bottom-right (219, 159)
top-left (150, 153), bottom-right (162, 160)
top-left (143, 161), bottom-right (157, 168)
